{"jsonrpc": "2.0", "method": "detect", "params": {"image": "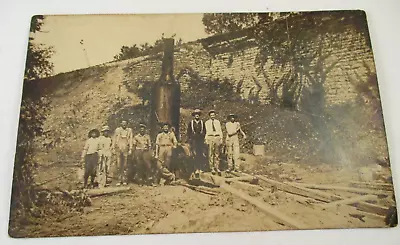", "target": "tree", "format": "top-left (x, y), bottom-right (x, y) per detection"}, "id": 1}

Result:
top-left (113, 34), bottom-right (183, 61)
top-left (10, 15), bottom-right (53, 231)
top-left (113, 44), bottom-right (142, 61)
top-left (202, 13), bottom-right (264, 35)
top-left (25, 16), bottom-right (54, 81)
